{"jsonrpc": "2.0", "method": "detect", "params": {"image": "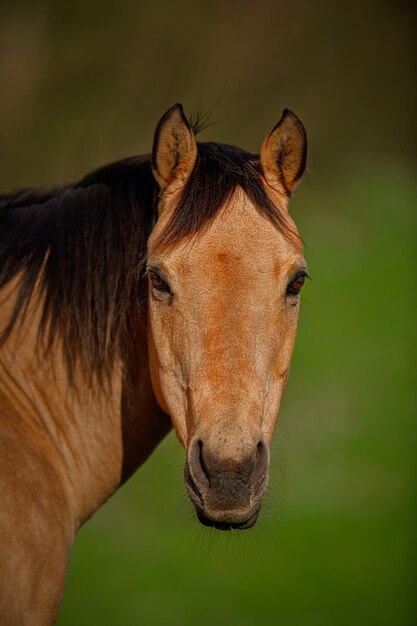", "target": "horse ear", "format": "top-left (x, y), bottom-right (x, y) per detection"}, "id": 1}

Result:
top-left (152, 104), bottom-right (197, 191)
top-left (260, 109), bottom-right (307, 196)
